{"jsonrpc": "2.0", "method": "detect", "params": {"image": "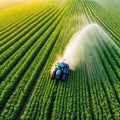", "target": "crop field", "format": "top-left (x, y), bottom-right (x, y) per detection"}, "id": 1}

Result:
top-left (0, 0), bottom-right (120, 120)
